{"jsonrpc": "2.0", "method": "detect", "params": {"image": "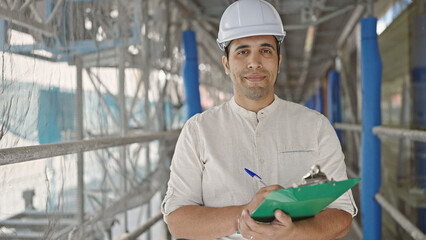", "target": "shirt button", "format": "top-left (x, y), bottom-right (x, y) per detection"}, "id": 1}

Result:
top-left (256, 132), bottom-right (260, 137)
top-left (259, 159), bottom-right (264, 164)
